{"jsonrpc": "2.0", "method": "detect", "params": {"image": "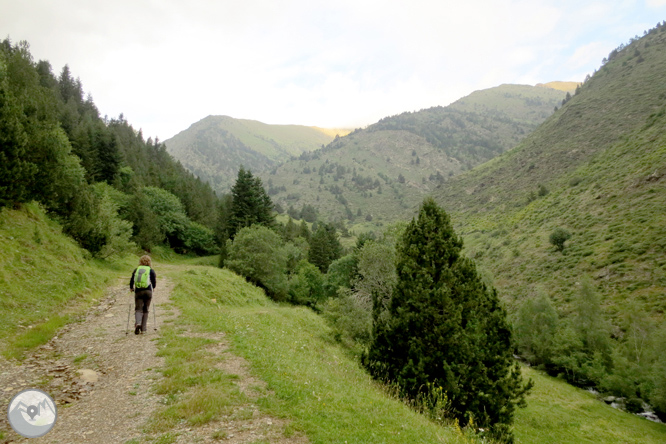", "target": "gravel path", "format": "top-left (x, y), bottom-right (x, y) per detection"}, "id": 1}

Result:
top-left (0, 275), bottom-right (175, 443)
top-left (1, 266), bottom-right (309, 444)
